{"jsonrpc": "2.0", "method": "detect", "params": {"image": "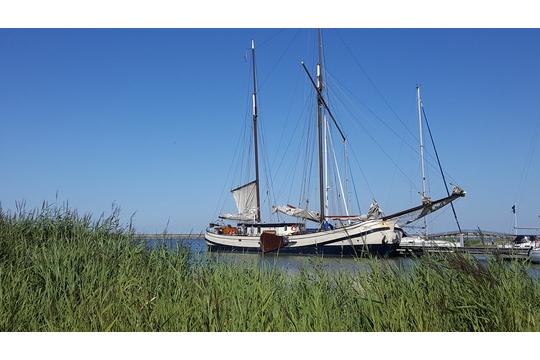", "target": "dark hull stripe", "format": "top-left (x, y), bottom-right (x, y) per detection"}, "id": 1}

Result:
top-left (207, 242), bottom-right (398, 257)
